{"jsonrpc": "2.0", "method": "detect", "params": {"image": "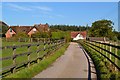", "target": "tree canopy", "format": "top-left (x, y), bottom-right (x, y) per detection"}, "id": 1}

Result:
top-left (88, 19), bottom-right (114, 38)
top-left (50, 25), bottom-right (89, 31)
top-left (0, 21), bottom-right (8, 37)
top-left (31, 32), bottom-right (49, 38)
